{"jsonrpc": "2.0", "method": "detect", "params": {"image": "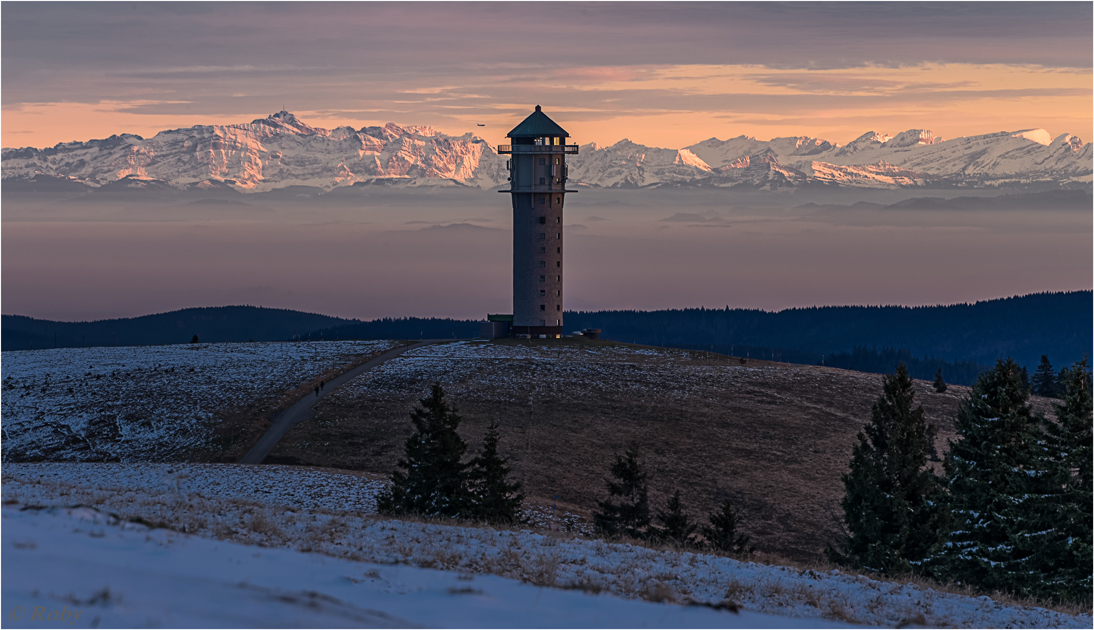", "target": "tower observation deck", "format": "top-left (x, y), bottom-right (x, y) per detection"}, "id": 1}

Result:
top-left (498, 105), bottom-right (579, 337)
